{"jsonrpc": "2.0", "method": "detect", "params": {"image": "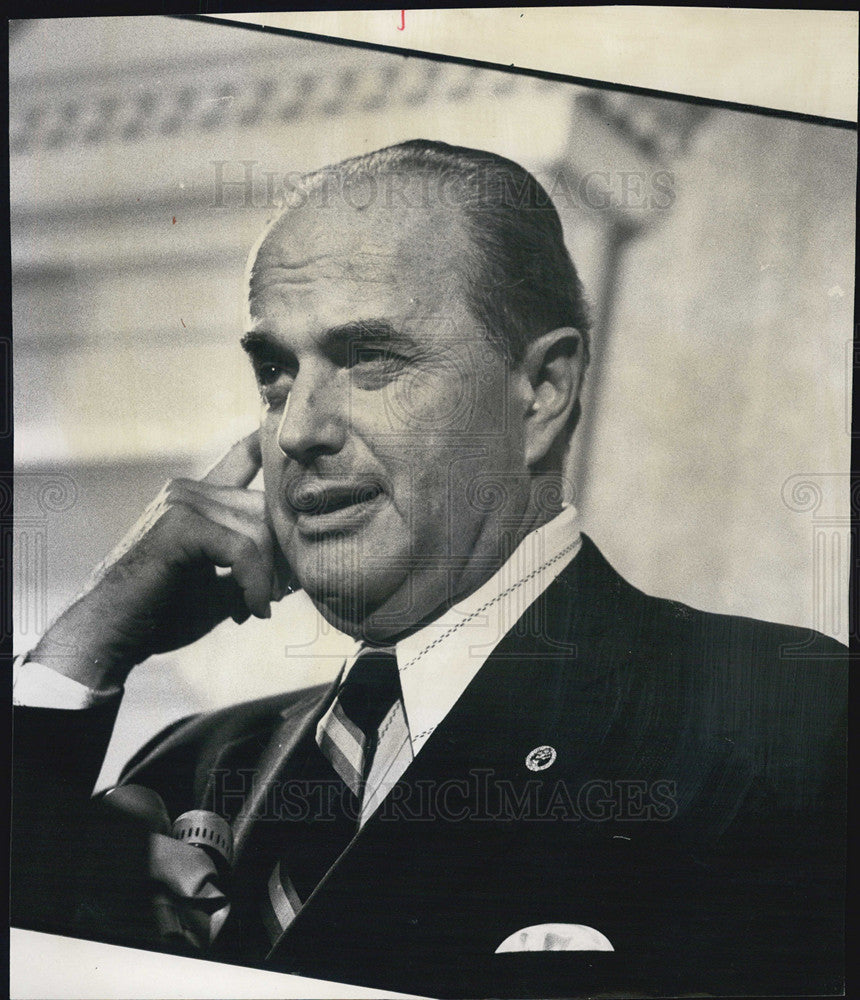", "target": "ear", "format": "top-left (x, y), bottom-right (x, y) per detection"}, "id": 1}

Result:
top-left (518, 327), bottom-right (585, 469)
